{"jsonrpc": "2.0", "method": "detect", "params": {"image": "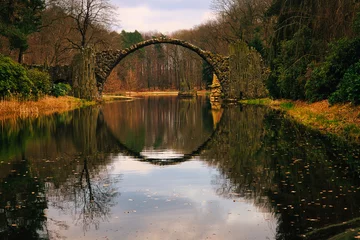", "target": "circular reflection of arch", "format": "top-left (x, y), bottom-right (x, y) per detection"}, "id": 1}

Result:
top-left (100, 107), bottom-right (224, 166)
